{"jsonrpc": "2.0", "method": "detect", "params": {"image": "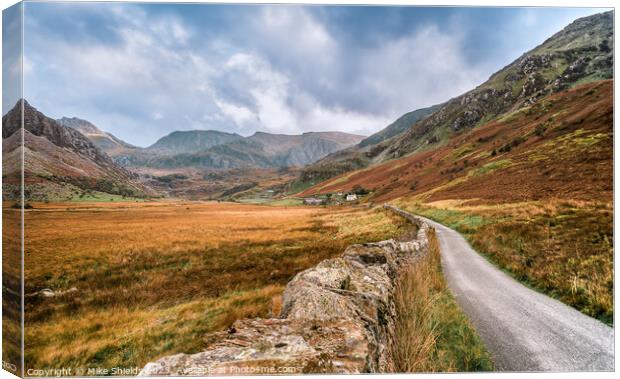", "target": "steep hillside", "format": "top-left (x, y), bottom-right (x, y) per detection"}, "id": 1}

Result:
top-left (296, 11), bottom-right (613, 186)
top-left (301, 80), bottom-right (612, 203)
top-left (359, 104), bottom-right (441, 147)
top-left (57, 117), bottom-right (135, 153)
top-left (301, 80), bottom-right (613, 323)
top-left (389, 11), bottom-right (612, 158)
top-left (120, 131), bottom-right (365, 169)
top-left (296, 105), bottom-right (440, 188)
top-left (2, 100), bottom-right (152, 201)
